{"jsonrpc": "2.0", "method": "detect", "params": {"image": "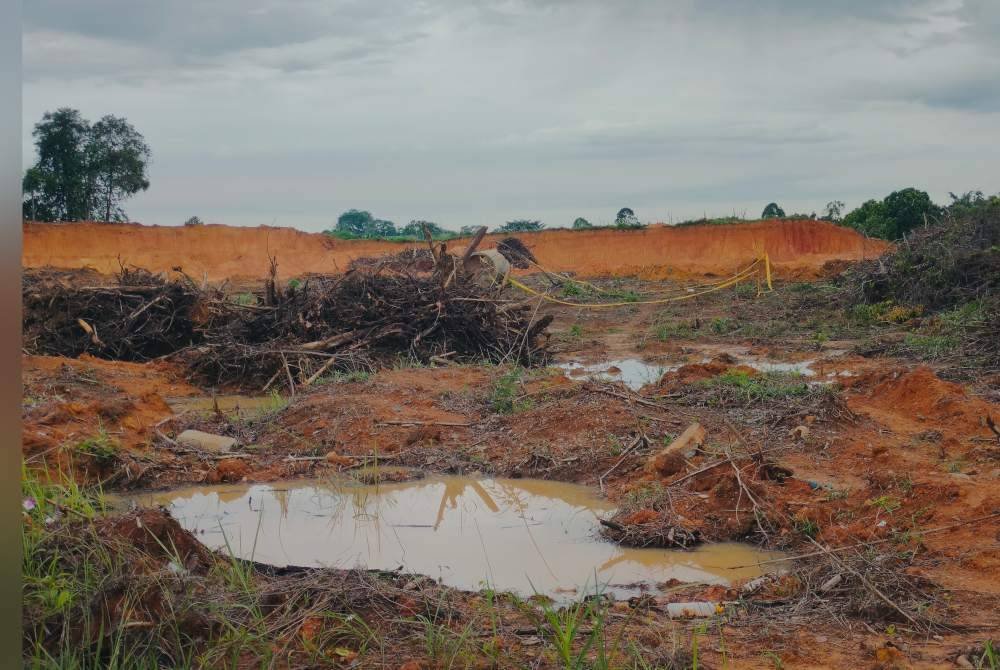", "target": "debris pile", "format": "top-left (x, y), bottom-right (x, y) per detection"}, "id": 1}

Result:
top-left (23, 243), bottom-right (552, 388)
